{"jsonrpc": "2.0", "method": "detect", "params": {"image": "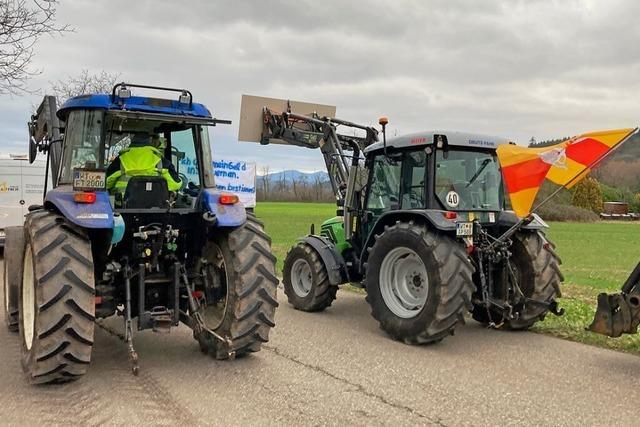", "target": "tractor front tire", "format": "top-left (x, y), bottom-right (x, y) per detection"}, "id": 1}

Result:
top-left (195, 214), bottom-right (279, 359)
top-left (3, 226), bottom-right (24, 332)
top-left (364, 221), bottom-right (474, 344)
top-left (282, 242), bottom-right (337, 312)
top-left (20, 211), bottom-right (95, 384)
